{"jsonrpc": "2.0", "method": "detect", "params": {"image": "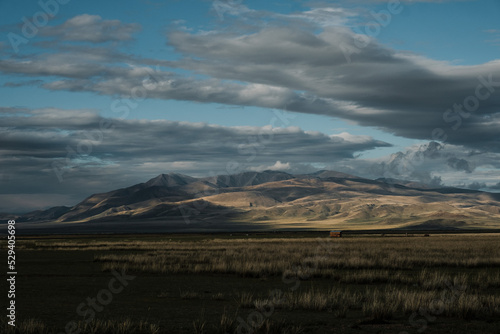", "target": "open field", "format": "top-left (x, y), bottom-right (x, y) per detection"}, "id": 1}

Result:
top-left (2, 233), bottom-right (500, 333)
